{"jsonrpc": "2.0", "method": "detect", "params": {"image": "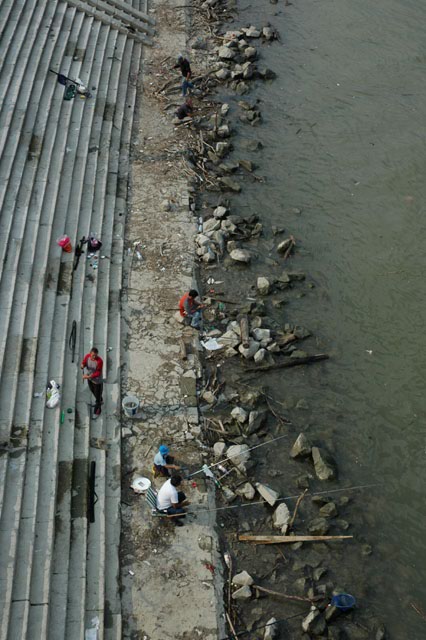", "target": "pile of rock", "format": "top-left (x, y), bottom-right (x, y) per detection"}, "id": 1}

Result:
top-left (215, 25), bottom-right (278, 94)
top-left (195, 206), bottom-right (264, 263)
